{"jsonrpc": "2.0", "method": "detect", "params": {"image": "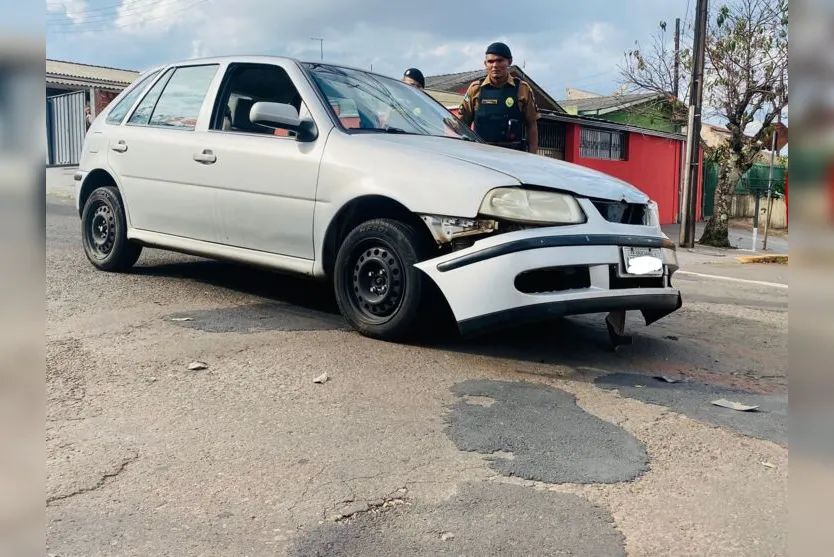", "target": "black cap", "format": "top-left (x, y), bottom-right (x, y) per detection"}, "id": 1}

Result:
top-left (403, 68), bottom-right (425, 88)
top-left (485, 41), bottom-right (512, 60)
